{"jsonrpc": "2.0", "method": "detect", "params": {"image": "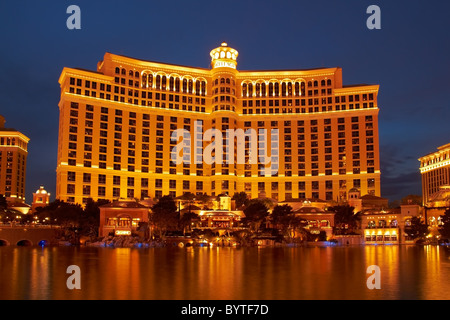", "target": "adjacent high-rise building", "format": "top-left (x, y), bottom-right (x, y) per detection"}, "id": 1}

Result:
top-left (56, 43), bottom-right (381, 205)
top-left (0, 114), bottom-right (30, 203)
top-left (419, 143), bottom-right (450, 205)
